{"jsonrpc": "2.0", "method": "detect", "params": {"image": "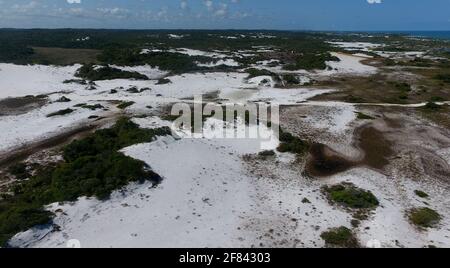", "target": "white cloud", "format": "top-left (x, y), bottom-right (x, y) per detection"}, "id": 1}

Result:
top-left (67, 0), bottom-right (81, 4)
top-left (367, 0), bottom-right (382, 4)
top-left (180, 0), bottom-right (188, 10)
